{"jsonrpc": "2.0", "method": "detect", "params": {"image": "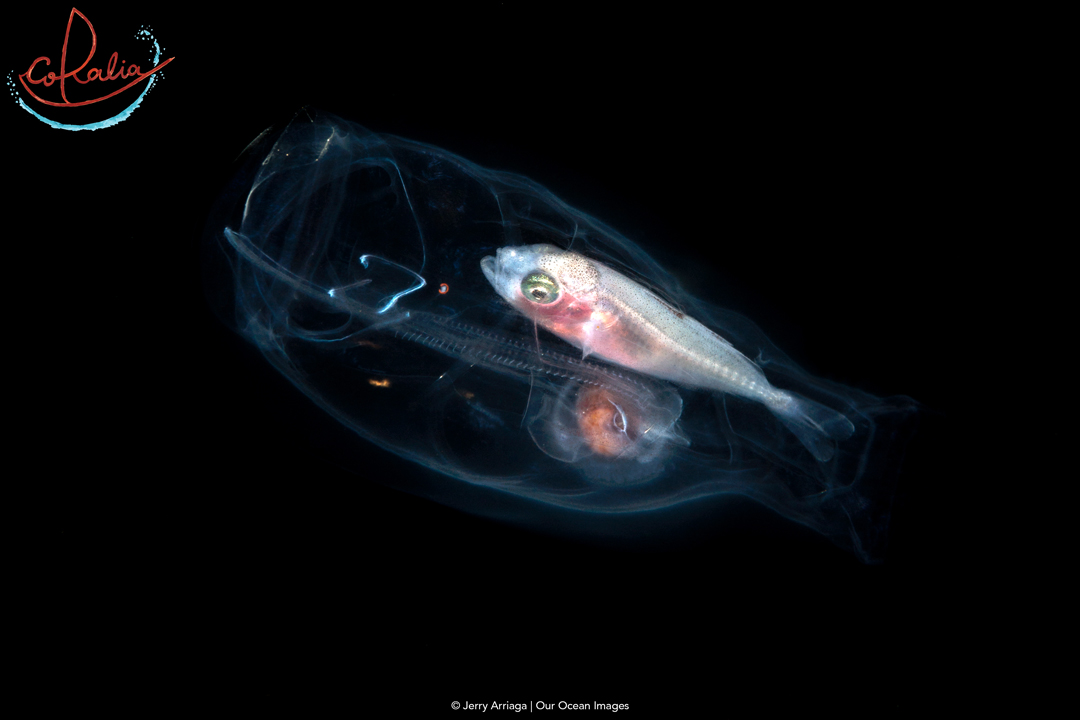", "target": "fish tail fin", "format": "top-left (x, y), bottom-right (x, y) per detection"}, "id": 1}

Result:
top-left (770, 392), bottom-right (855, 462)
